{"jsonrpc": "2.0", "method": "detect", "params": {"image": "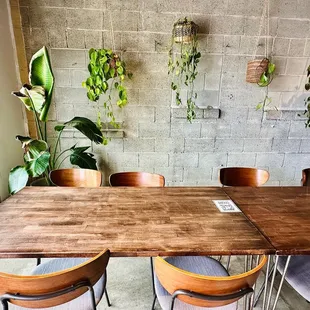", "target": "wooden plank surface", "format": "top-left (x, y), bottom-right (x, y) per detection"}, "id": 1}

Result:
top-left (0, 187), bottom-right (274, 258)
top-left (224, 187), bottom-right (310, 255)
